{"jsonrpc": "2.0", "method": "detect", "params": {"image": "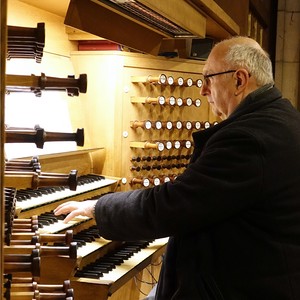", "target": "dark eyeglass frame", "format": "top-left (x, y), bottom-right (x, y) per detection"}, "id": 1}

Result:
top-left (202, 70), bottom-right (237, 80)
top-left (200, 70), bottom-right (237, 86)
top-left (202, 69), bottom-right (237, 80)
